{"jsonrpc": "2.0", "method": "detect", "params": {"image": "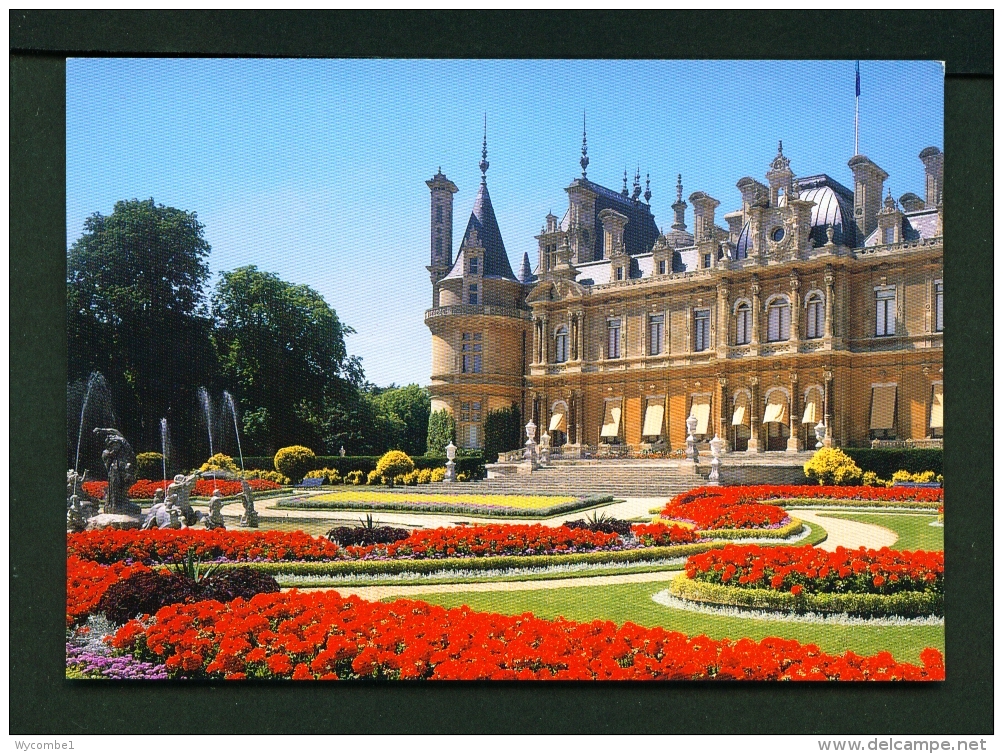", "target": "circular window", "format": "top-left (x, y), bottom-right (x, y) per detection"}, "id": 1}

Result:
top-left (771, 226), bottom-right (785, 243)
